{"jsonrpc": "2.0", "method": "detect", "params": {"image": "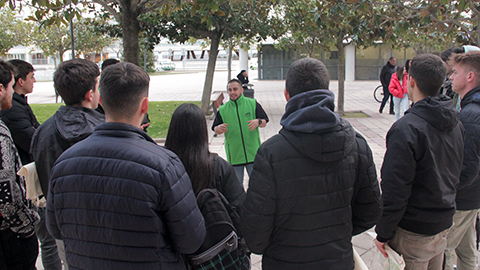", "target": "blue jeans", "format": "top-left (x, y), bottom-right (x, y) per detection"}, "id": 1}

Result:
top-left (36, 207), bottom-right (62, 270)
top-left (0, 229), bottom-right (38, 270)
top-left (393, 94), bottom-right (409, 121)
top-left (233, 163), bottom-right (254, 185)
